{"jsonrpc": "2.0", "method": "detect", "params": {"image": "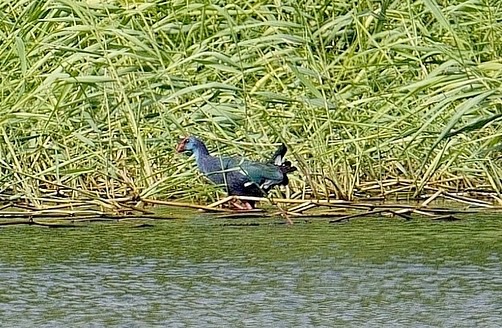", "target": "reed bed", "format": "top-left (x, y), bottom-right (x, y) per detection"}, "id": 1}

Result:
top-left (1, 0), bottom-right (502, 214)
top-left (1, 189), bottom-right (501, 226)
